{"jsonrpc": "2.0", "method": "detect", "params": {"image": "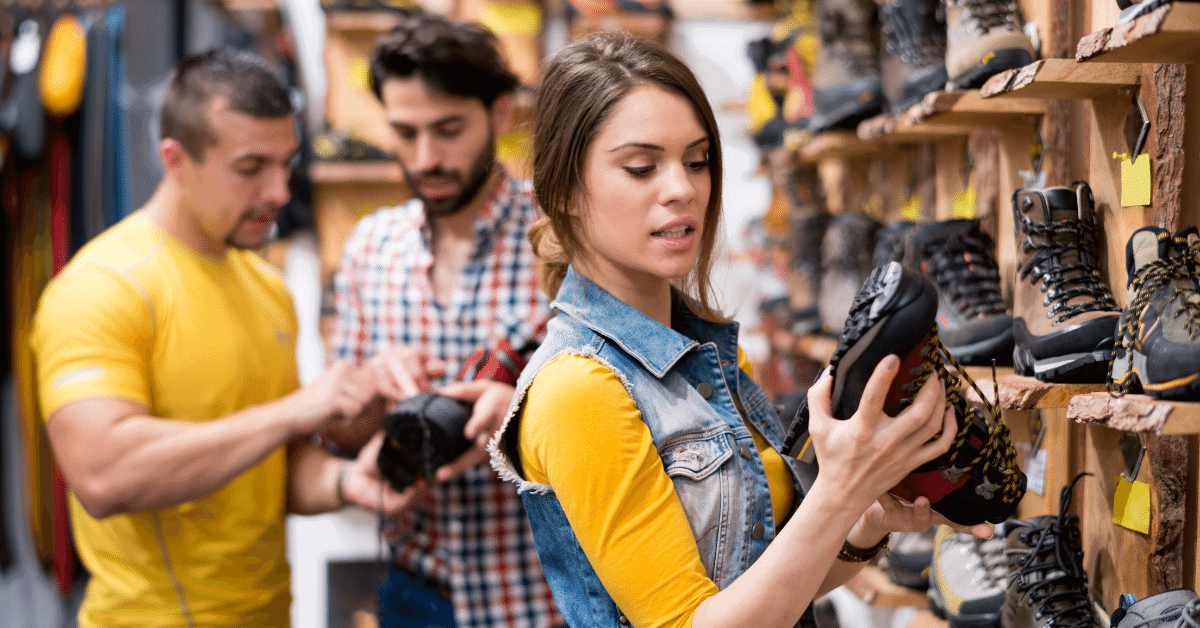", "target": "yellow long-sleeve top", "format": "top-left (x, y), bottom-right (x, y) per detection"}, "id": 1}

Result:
top-left (518, 351), bottom-right (796, 628)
